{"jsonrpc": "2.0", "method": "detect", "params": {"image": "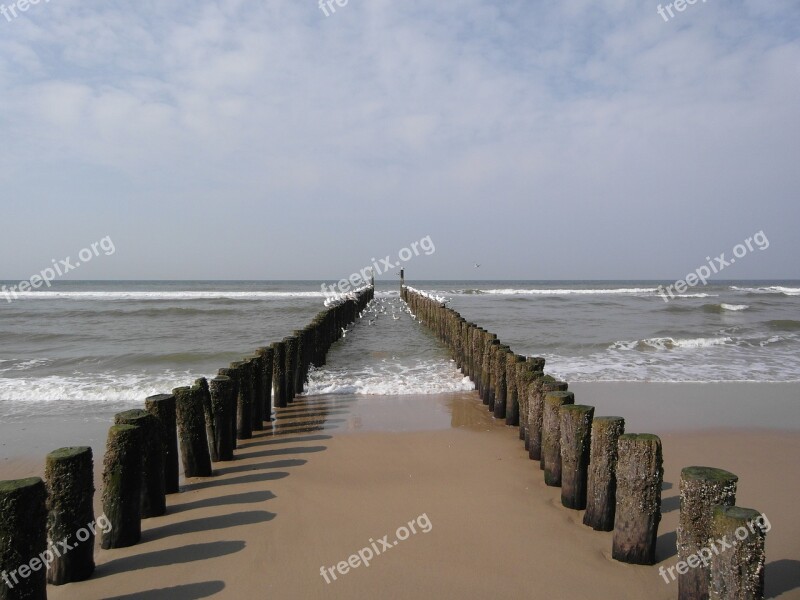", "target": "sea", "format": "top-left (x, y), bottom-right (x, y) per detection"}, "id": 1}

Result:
top-left (1, 280), bottom-right (798, 425)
